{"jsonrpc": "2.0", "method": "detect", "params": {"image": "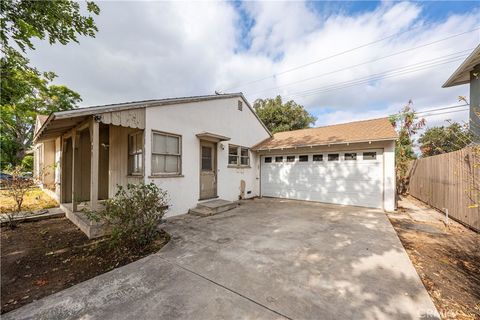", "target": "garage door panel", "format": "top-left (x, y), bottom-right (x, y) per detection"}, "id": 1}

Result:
top-left (261, 150), bottom-right (384, 209)
top-left (261, 188), bottom-right (383, 208)
top-left (262, 178), bottom-right (382, 195)
top-left (267, 164), bottom-right (382, 181)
